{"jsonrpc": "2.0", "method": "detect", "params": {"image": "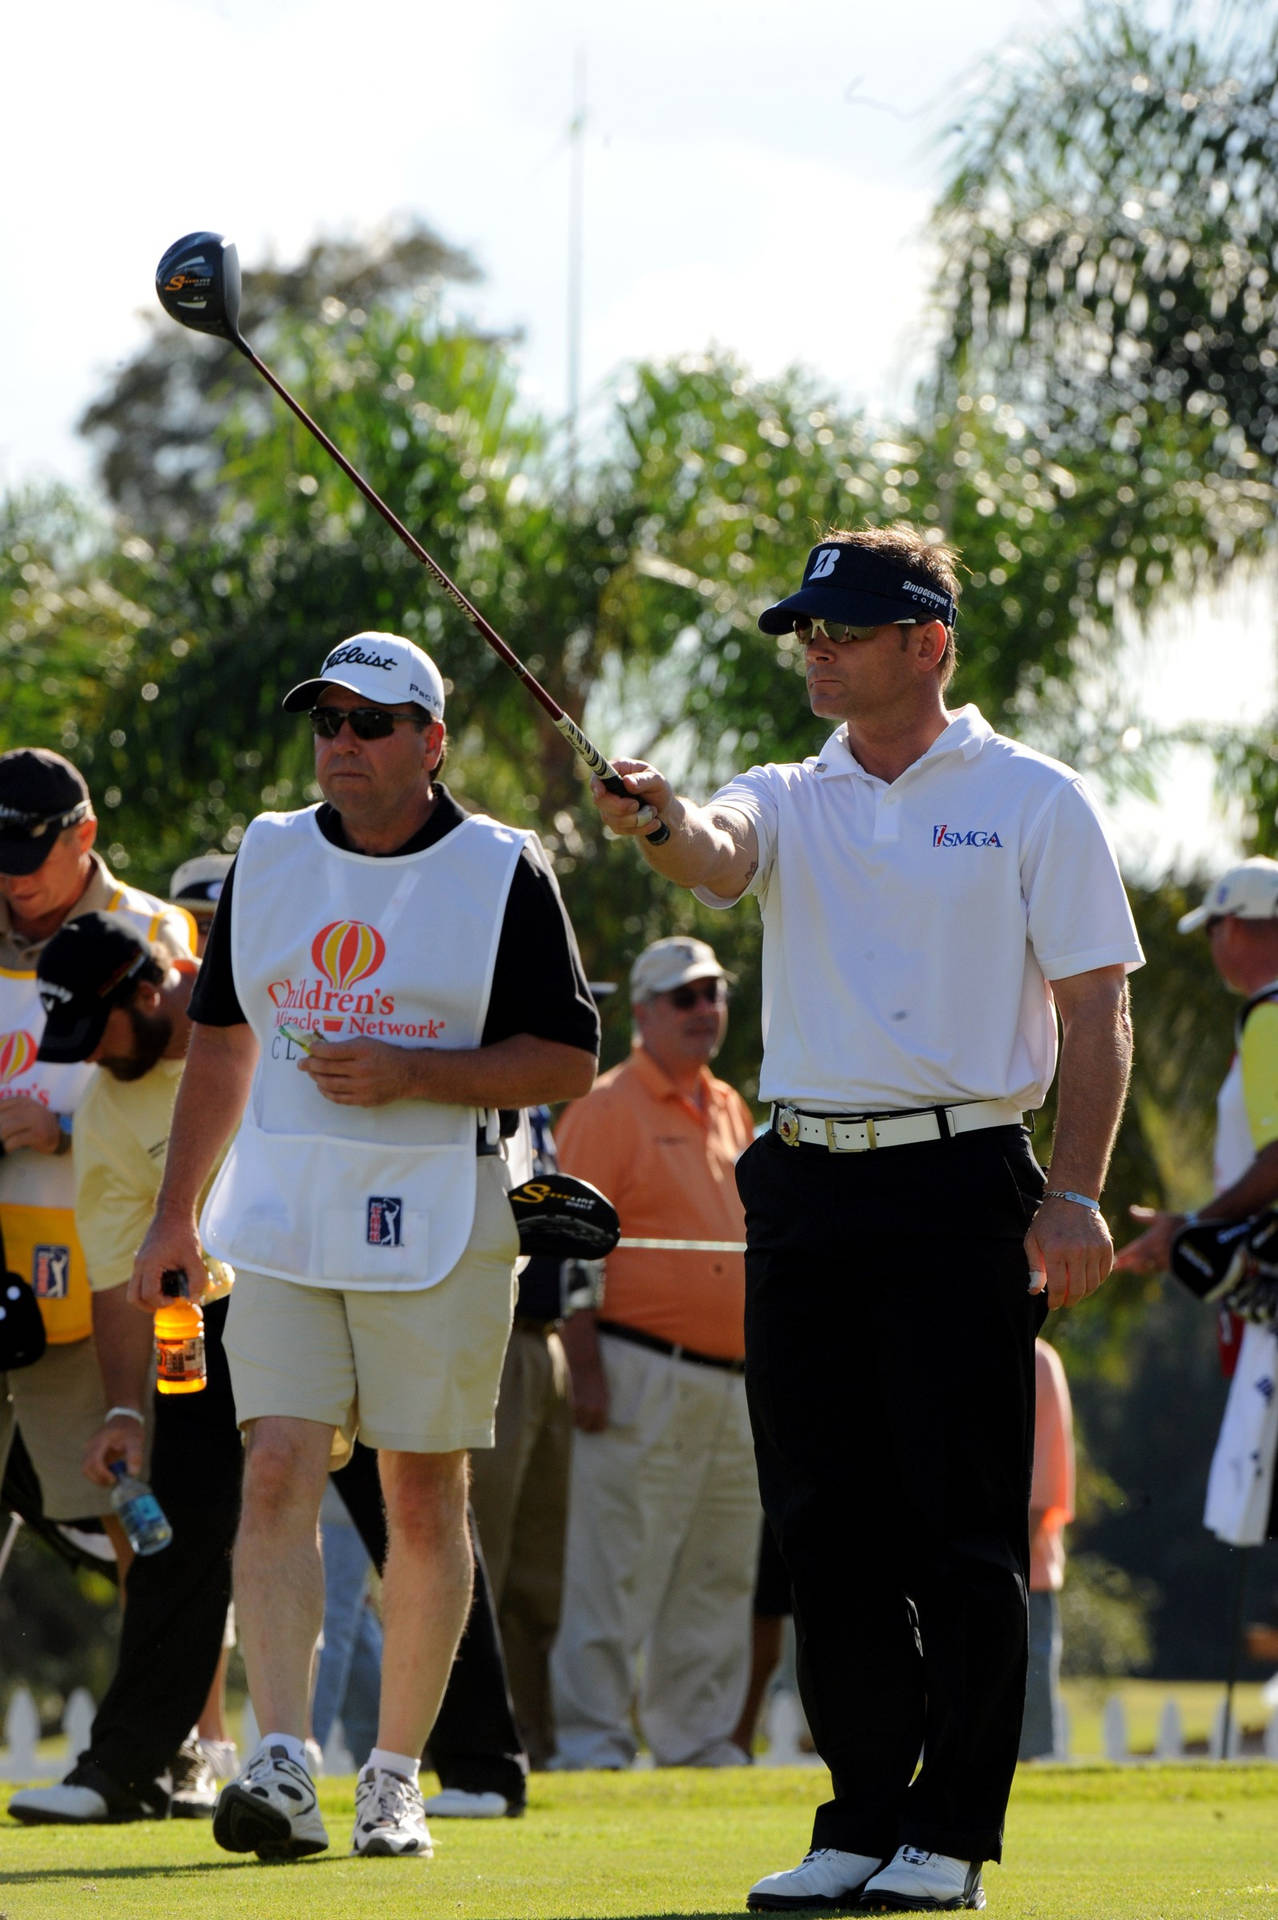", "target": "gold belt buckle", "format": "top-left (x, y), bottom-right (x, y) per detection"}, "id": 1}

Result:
top-left (776, 1105), bottom-right (801, 1146)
